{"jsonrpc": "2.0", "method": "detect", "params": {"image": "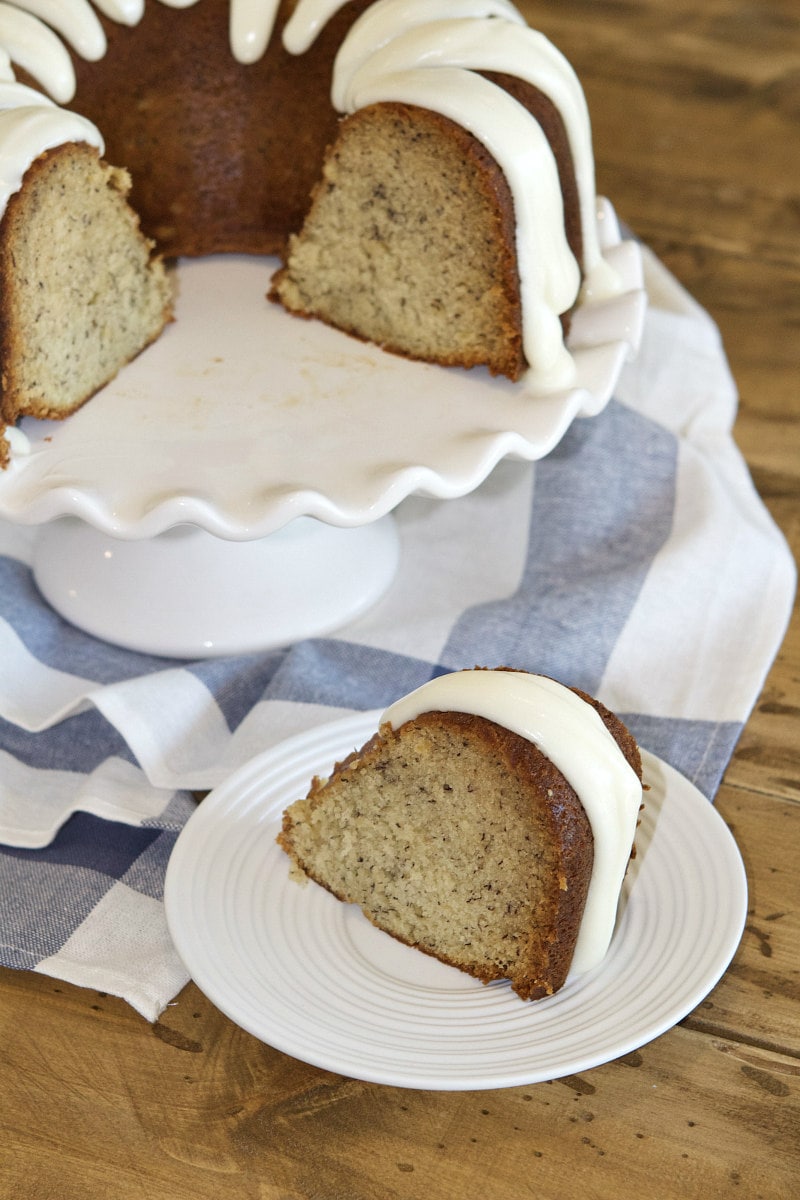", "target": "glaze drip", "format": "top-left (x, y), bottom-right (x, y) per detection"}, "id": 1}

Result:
top-left (382, 670), bottom-right (643, 979)
top-left (0, 0), bottom-right (622, 393)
